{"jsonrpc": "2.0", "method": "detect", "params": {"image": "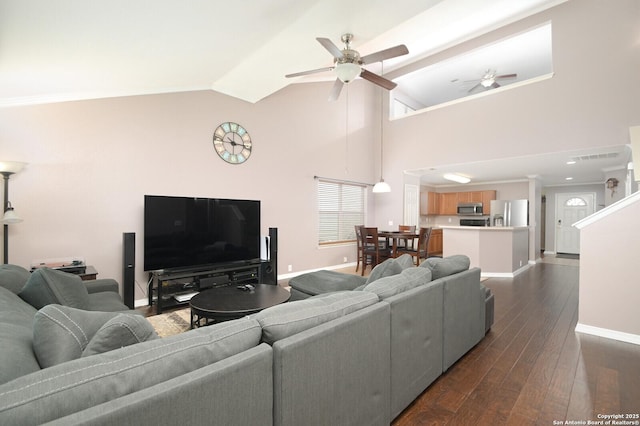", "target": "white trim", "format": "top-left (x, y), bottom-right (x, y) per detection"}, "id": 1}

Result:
top-left (135, 298), bottom-right (149, 308)
top-left (575, 323), bottom-right (640, 346)
top-left (481, 263), bottom-right (530, 278)
top-left (574, 190), bottom-right (640, 229)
